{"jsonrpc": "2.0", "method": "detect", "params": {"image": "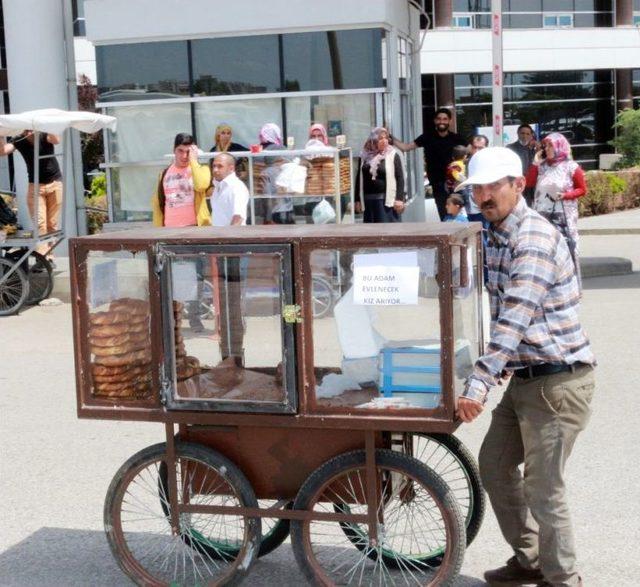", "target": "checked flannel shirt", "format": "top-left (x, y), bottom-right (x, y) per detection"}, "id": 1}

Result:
top-left (464, 197), bottom-right (595, 404)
